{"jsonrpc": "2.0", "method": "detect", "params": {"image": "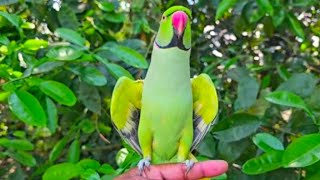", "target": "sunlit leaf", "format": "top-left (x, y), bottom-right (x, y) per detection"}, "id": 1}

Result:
top-left (265, 91), bottom-right (310, 113)
top-left (77, 159), bottom-right (101, 170)
top-left (49, 137), bottom-right (68, 162)
top-left (283, 133), bottom-right (320, 167)
top-left (67, 139), bottom-right (80, 163)
top-left (98, 164), bottom-right (116, 175)
top-left (23, 39), bottom-right (48, 51)
top-left (0, 138), bottom-right (34, 151)
top-left (43, 163), bottom-right (82, 180)
top-left (242, 150), bottom-right (284, 175)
